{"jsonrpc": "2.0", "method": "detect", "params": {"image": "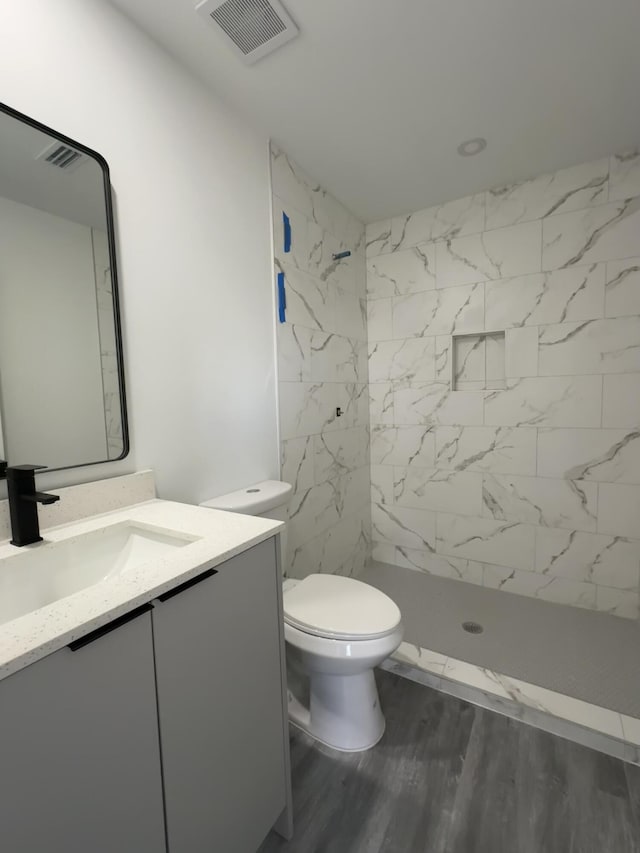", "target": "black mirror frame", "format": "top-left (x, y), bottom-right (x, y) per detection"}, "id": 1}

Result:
top-left (0, 102), bottom-right (129, 474)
